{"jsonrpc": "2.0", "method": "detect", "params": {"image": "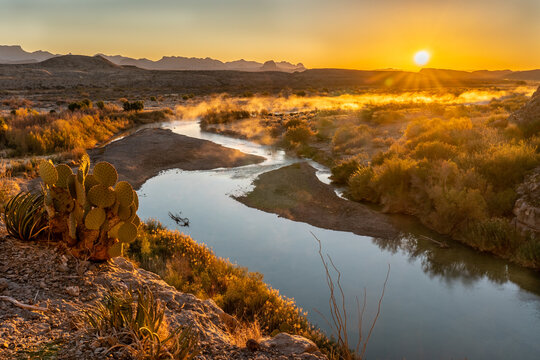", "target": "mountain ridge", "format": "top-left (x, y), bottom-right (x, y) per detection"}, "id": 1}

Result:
top-left (0, 45), bottom-right (305, 72)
